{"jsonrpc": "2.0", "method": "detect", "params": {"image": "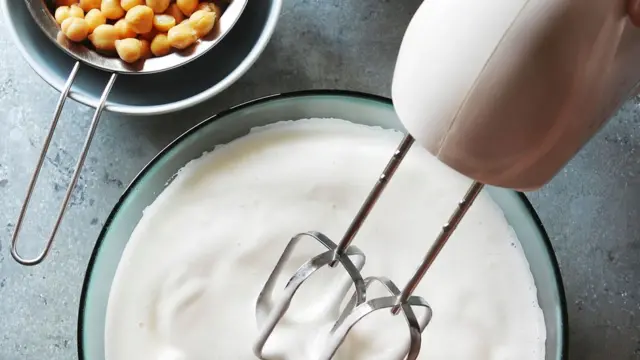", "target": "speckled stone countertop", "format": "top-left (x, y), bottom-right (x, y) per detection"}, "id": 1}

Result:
top-left (0, 1), bottom-right (639, 359)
